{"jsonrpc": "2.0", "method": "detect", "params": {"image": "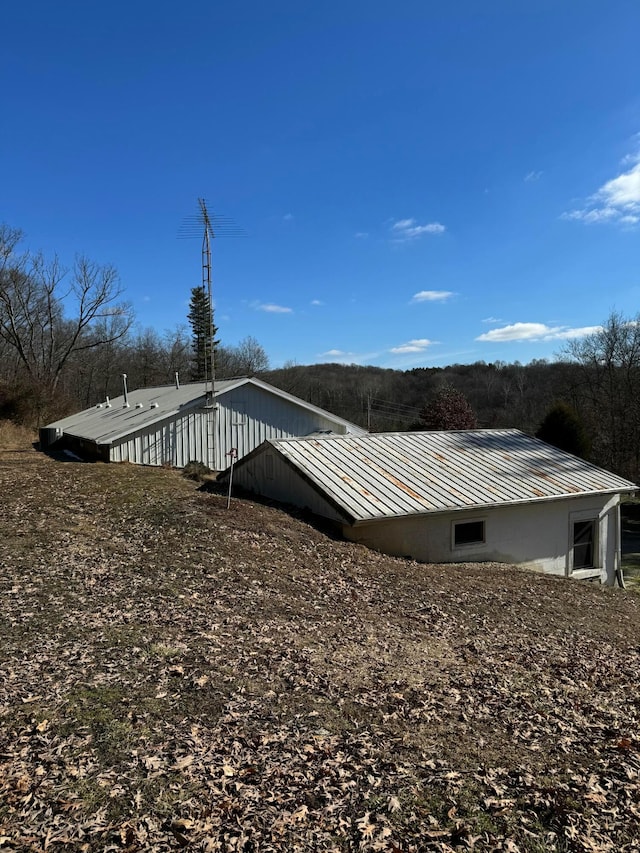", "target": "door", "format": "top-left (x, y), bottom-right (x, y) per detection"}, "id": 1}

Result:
top-left (572, 519), bottom-right (596, 570)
